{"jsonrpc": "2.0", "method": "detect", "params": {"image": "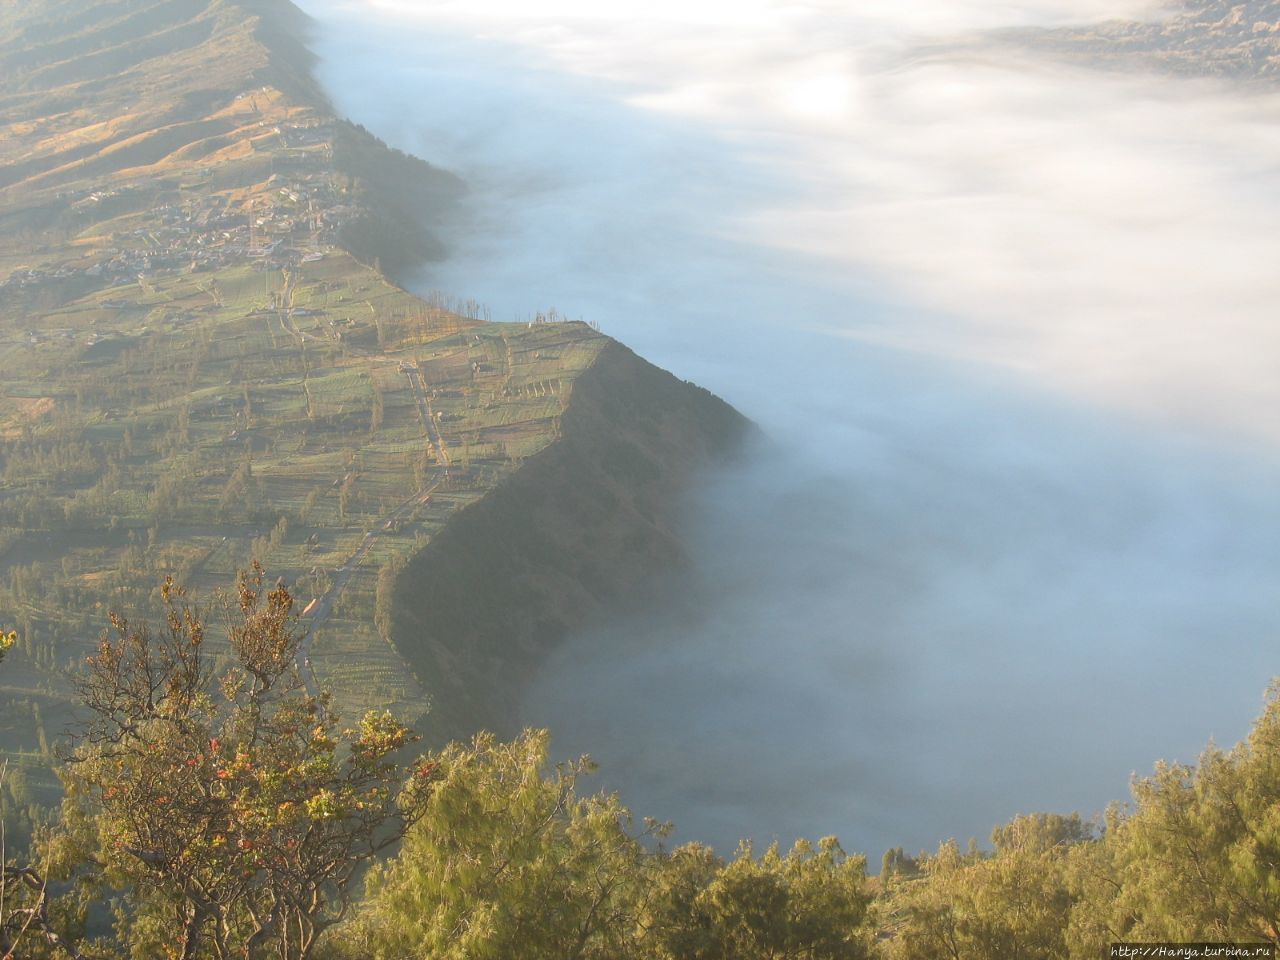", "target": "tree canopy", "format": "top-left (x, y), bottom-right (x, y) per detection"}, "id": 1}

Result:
top-left (3, 570), bottom-right (1280, 959)
top-left (45, 565), bottom-right (424, 960)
